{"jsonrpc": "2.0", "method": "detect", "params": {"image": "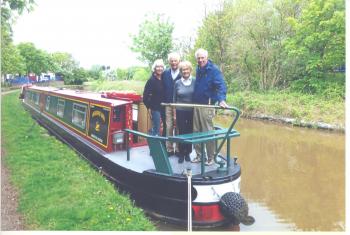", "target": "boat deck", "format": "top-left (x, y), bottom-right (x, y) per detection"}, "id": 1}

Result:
top-left (104, 146), bottom-right (218, 176)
